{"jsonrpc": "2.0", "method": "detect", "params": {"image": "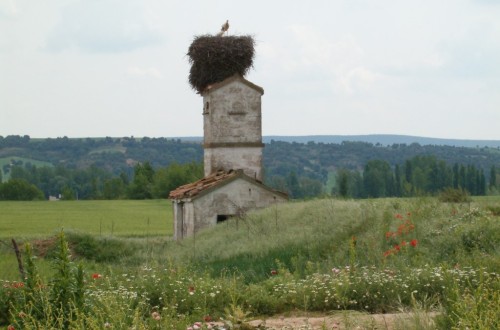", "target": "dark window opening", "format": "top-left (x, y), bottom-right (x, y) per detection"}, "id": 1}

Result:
top-left (217, 214), bottom-right (233, 223)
